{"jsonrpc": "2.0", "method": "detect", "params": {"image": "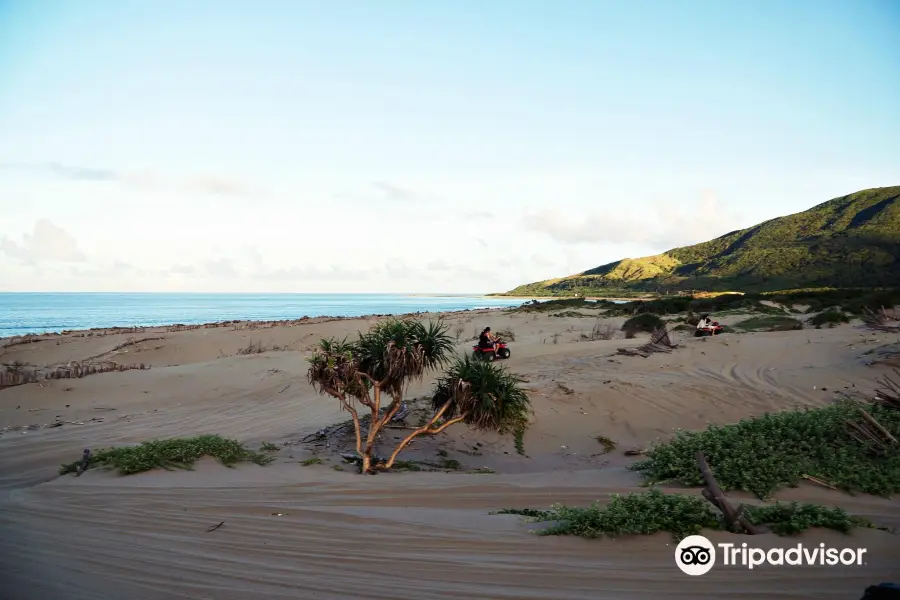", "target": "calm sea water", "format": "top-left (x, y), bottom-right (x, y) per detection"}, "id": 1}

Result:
top-left (0, 293), bottom-right (529, 338)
